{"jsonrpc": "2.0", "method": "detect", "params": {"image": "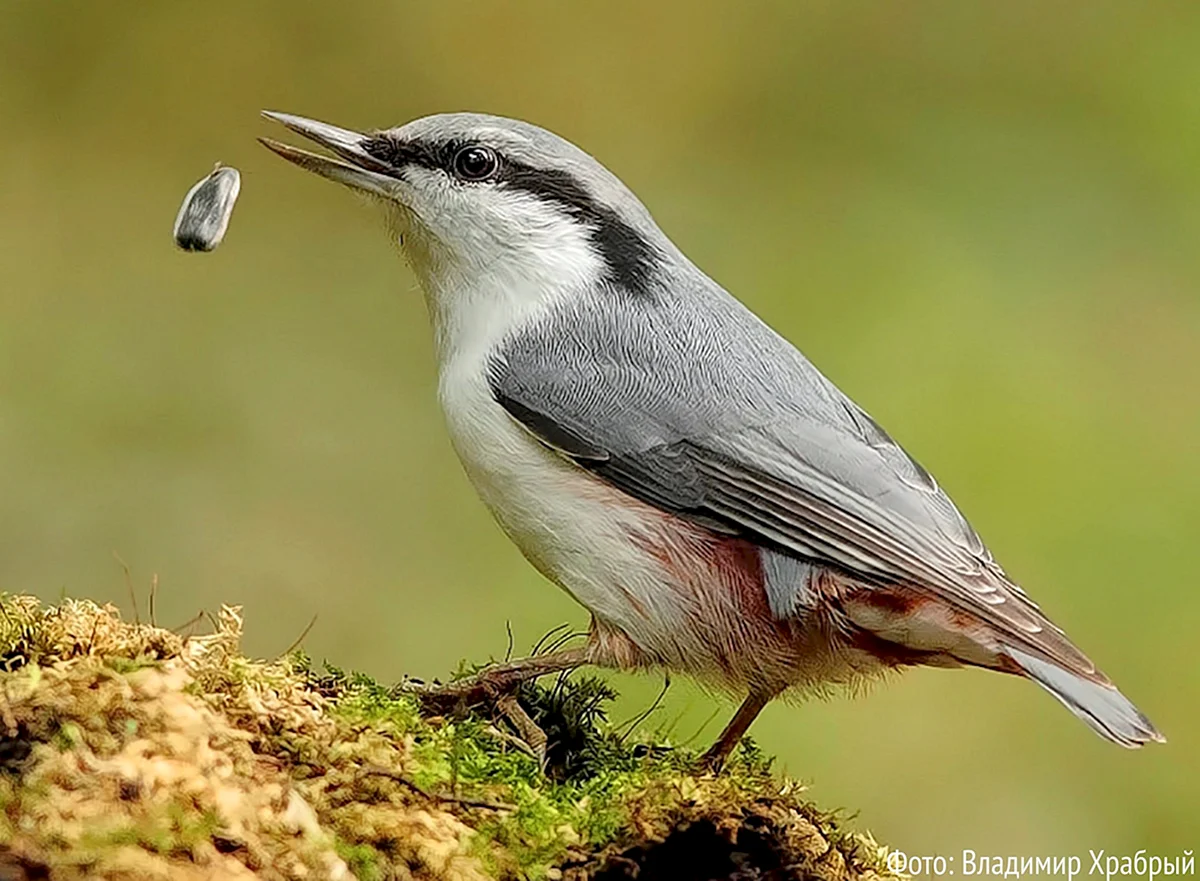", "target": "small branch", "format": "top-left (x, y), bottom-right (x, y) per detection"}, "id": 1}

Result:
top-left (171, 610), bottom-right (205, 638)
top-left (618, 673), bottom-right (671, 743)
top-left (530, 623), bottom-right (571, 656)
top-left (148, 573), bottom-right (158, 628)
top-left (112, 552), bottom-right (139, 626)
top-left (279, 613), bottom-right (318, 658)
